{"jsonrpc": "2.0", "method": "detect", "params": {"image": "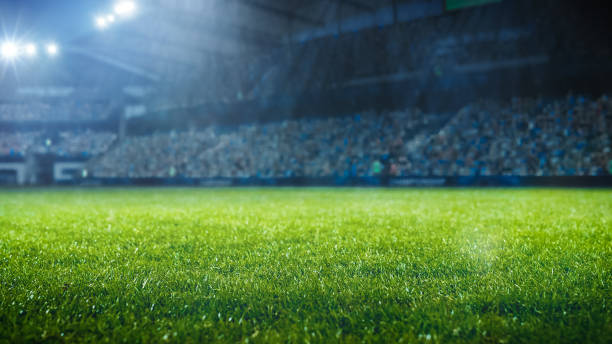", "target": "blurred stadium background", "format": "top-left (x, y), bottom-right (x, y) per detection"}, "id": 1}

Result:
top-left (2, 2), bottom-right (611, 342)
top-left (1, 0), bottom-right (611, 187)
